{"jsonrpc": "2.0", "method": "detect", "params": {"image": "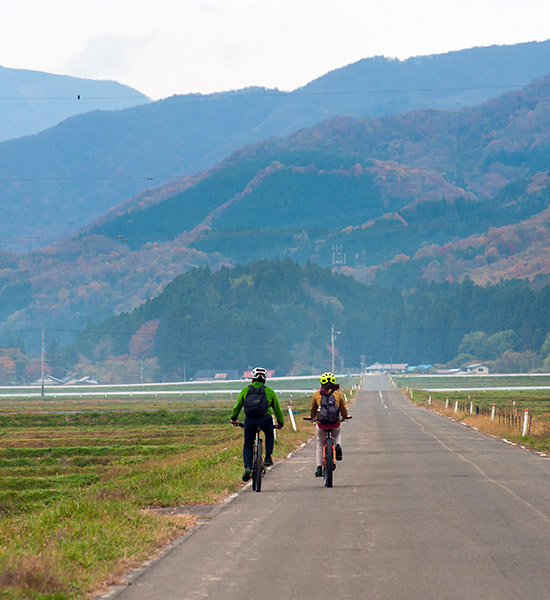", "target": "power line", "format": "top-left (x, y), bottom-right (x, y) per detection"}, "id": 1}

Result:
top-left (0, 81), bottom-right (549, 102)
top-left (0, 174), bottom-right (182, 182)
